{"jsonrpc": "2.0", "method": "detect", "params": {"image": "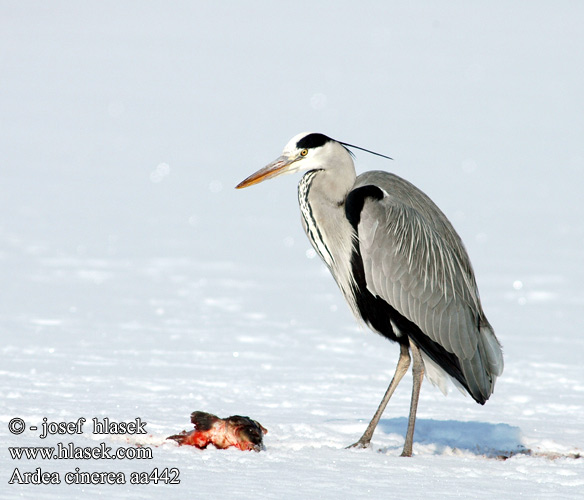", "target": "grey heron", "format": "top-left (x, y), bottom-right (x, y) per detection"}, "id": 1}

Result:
top-left (236, 132), bottom-right (503, 457)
